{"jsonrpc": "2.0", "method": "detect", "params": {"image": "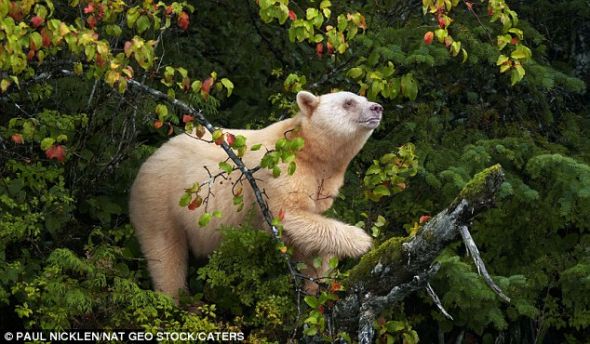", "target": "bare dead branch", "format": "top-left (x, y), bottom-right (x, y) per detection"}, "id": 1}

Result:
top-left (459, 225), bottom-right (511, 303)
top-left (426, 282), bottom-right (454, 320)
